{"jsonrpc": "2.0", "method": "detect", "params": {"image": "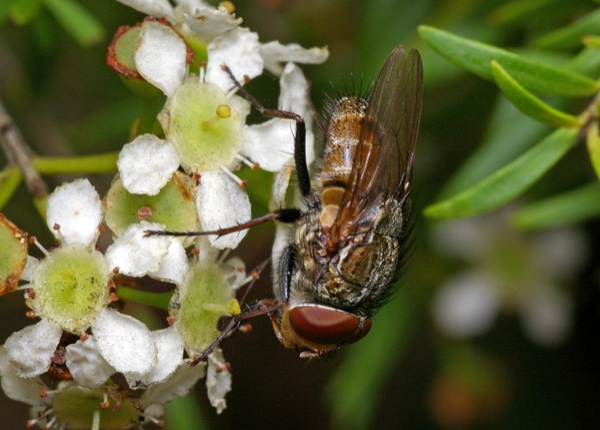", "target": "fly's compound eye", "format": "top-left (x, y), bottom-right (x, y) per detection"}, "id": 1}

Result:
top-left (288, 305), bottom-right (371, 345)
